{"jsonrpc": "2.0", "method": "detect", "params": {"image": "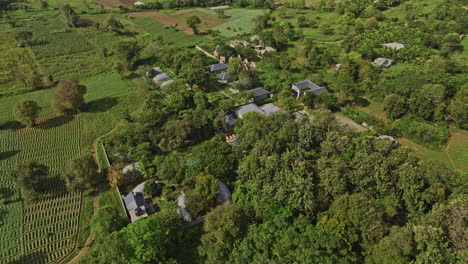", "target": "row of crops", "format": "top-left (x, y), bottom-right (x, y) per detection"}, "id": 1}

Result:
top-left (16, 114), bottom-right (84, 263)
